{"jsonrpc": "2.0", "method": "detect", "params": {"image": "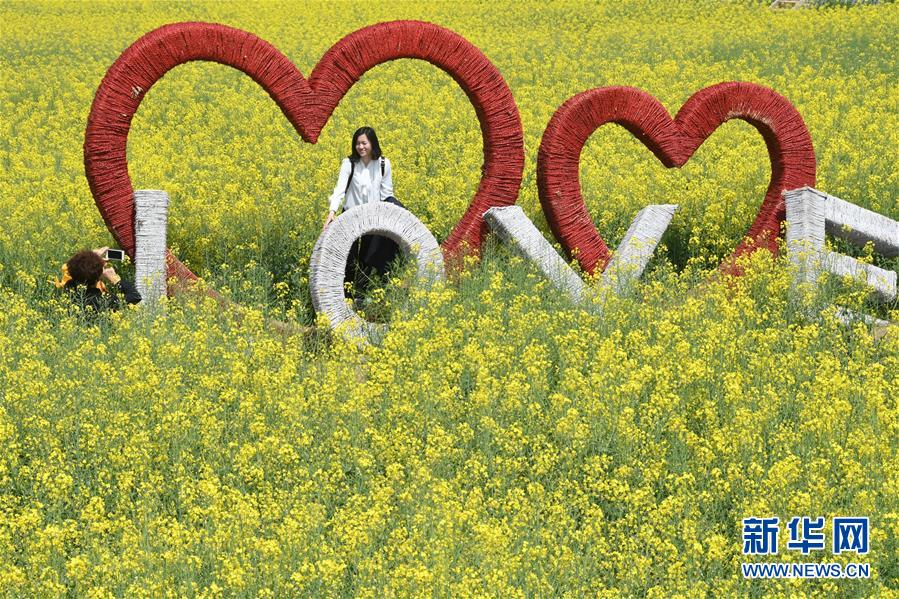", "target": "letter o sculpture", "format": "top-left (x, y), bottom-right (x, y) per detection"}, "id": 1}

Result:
top-left (309, 202), bottom-right (444, 339)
